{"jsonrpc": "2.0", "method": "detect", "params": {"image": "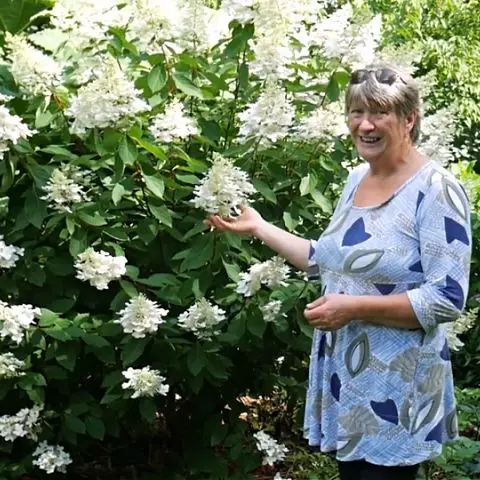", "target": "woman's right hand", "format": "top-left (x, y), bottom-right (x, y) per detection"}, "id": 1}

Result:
top-left (204, 205), bottom-right (264, 236)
